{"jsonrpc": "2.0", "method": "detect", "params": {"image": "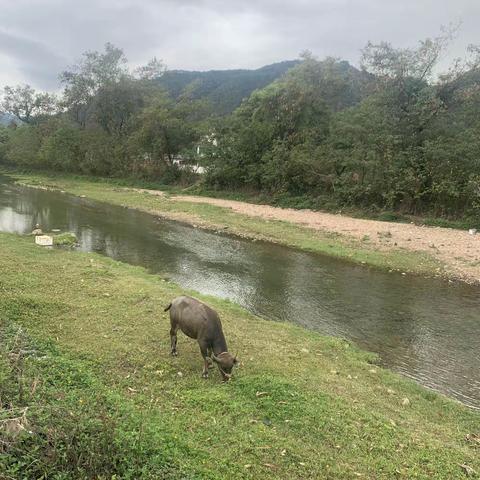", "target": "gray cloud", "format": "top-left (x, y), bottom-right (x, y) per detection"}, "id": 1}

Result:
top-left (0, 29), bottom-right (67, 89)
top-left (0, 0), bottom-right (479, 90)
